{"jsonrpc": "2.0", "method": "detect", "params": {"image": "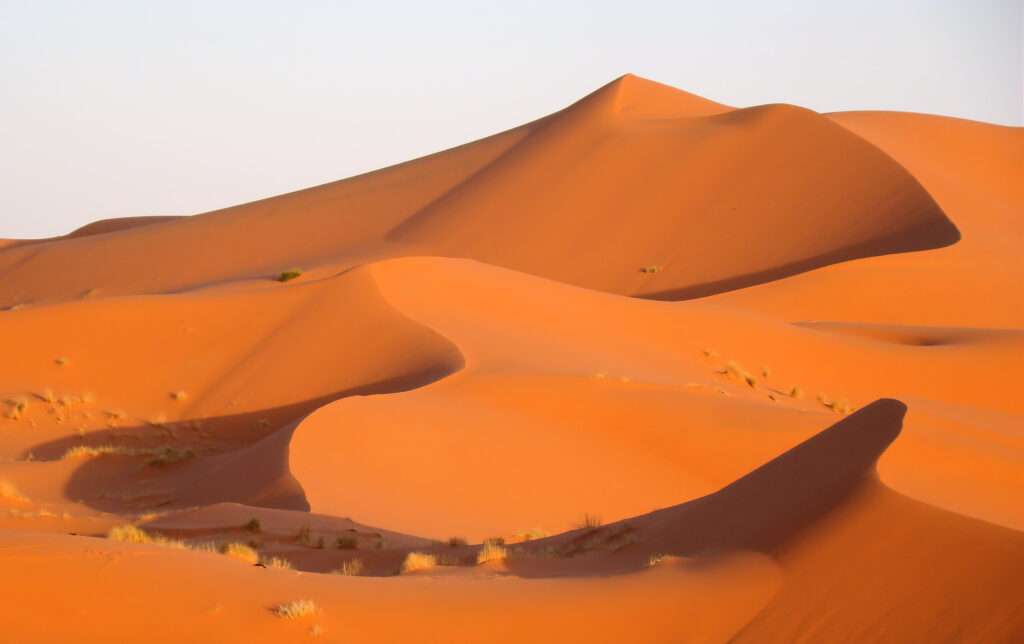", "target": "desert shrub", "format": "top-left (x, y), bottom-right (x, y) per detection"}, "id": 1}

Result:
top-left (476, 541), bottom-right (507, 565)
top-left (260, 555), bottom-right (293, 570)
top-left (220, 542), bottom-right (260, 565)
top-left (400, 551), bottom-right (436, 573)
top-left (335, 536), bottom-right (358, 550)
top-left (336, 559), bottom-right (364, 576)
top-left (577, 514), bottom-right (602, 529)
top-left (244, 518), bottom-right (262, 533)
top-left (447, 536), bottom-right (467, 547)
top-left (107, 524), bottom-right (188, 550)
top-left (278, 269), bottom-right (303, 282)
top-left (273, 599), bottom-right (317, 619)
